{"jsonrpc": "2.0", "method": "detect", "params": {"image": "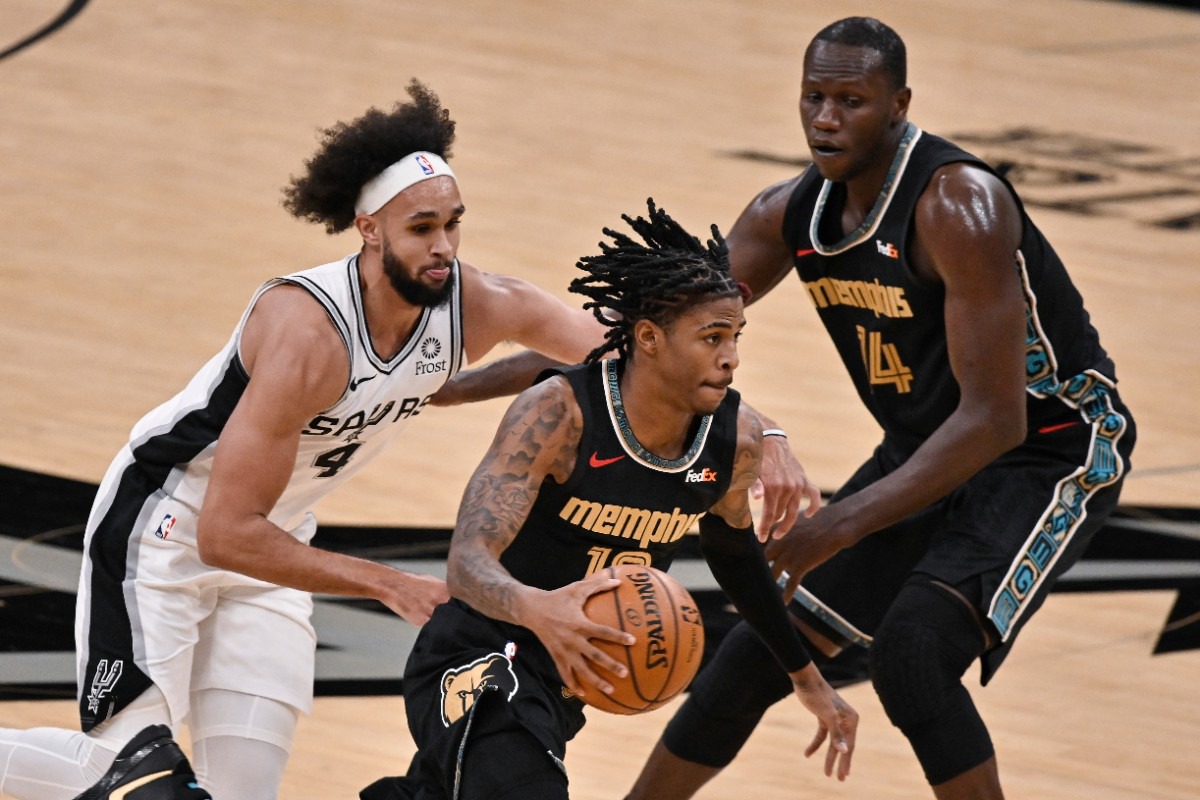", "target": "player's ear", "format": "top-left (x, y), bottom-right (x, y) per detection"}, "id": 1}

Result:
top-left (632, 319), bottom-right (662, 356)
top-left (892, 86), bottom-right (912, 125)
top-left (355, 213), bottom-right (381, 247)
